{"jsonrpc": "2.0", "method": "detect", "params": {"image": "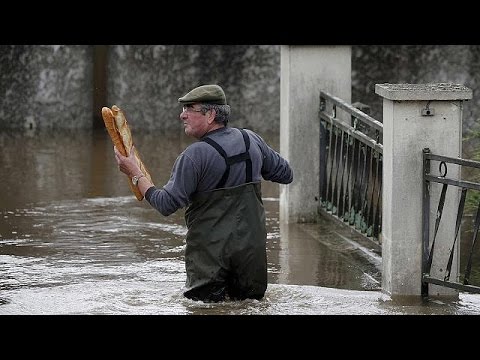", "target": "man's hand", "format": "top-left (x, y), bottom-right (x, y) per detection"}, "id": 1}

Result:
top-left (114, 145), bottom-right (141, 177)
